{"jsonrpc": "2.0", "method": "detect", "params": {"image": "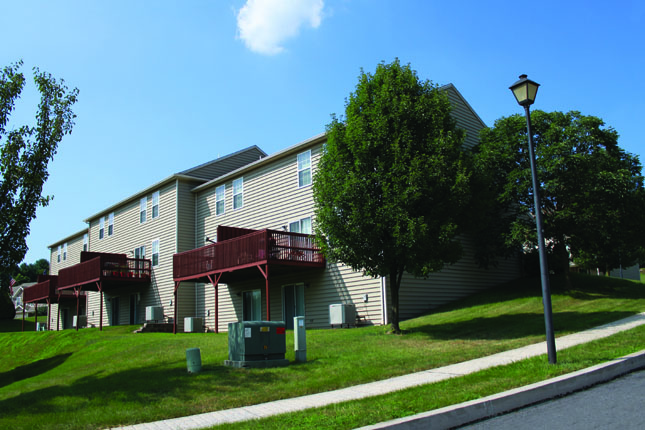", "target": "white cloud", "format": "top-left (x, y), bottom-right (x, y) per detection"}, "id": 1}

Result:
top-left (236, 0), bottom-right (324, 55)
